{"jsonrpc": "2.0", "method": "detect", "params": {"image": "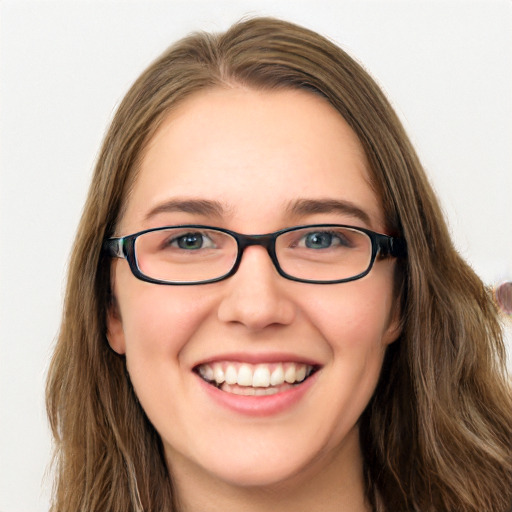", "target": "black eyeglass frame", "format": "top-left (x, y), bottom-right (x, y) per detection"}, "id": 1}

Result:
top-left (103, 224), bottom-right (406, 285)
